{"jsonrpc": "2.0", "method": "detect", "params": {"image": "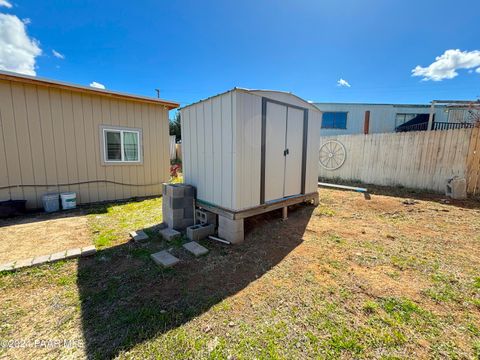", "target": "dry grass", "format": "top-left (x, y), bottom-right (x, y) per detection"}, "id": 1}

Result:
top-left (0, 211), bottom-right (93, 263)
top-left (0, 187), bottom-right (479, 359)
